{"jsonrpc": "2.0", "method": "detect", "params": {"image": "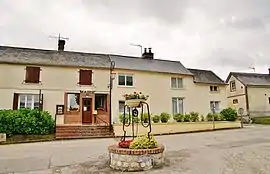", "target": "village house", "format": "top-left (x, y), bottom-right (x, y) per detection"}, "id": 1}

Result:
top-left (0, 42), bottom-right (227, 138)
top-left (226, 71), bottom-right (270, 117)
top-left (110, 48), bottom-right (227, 123)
